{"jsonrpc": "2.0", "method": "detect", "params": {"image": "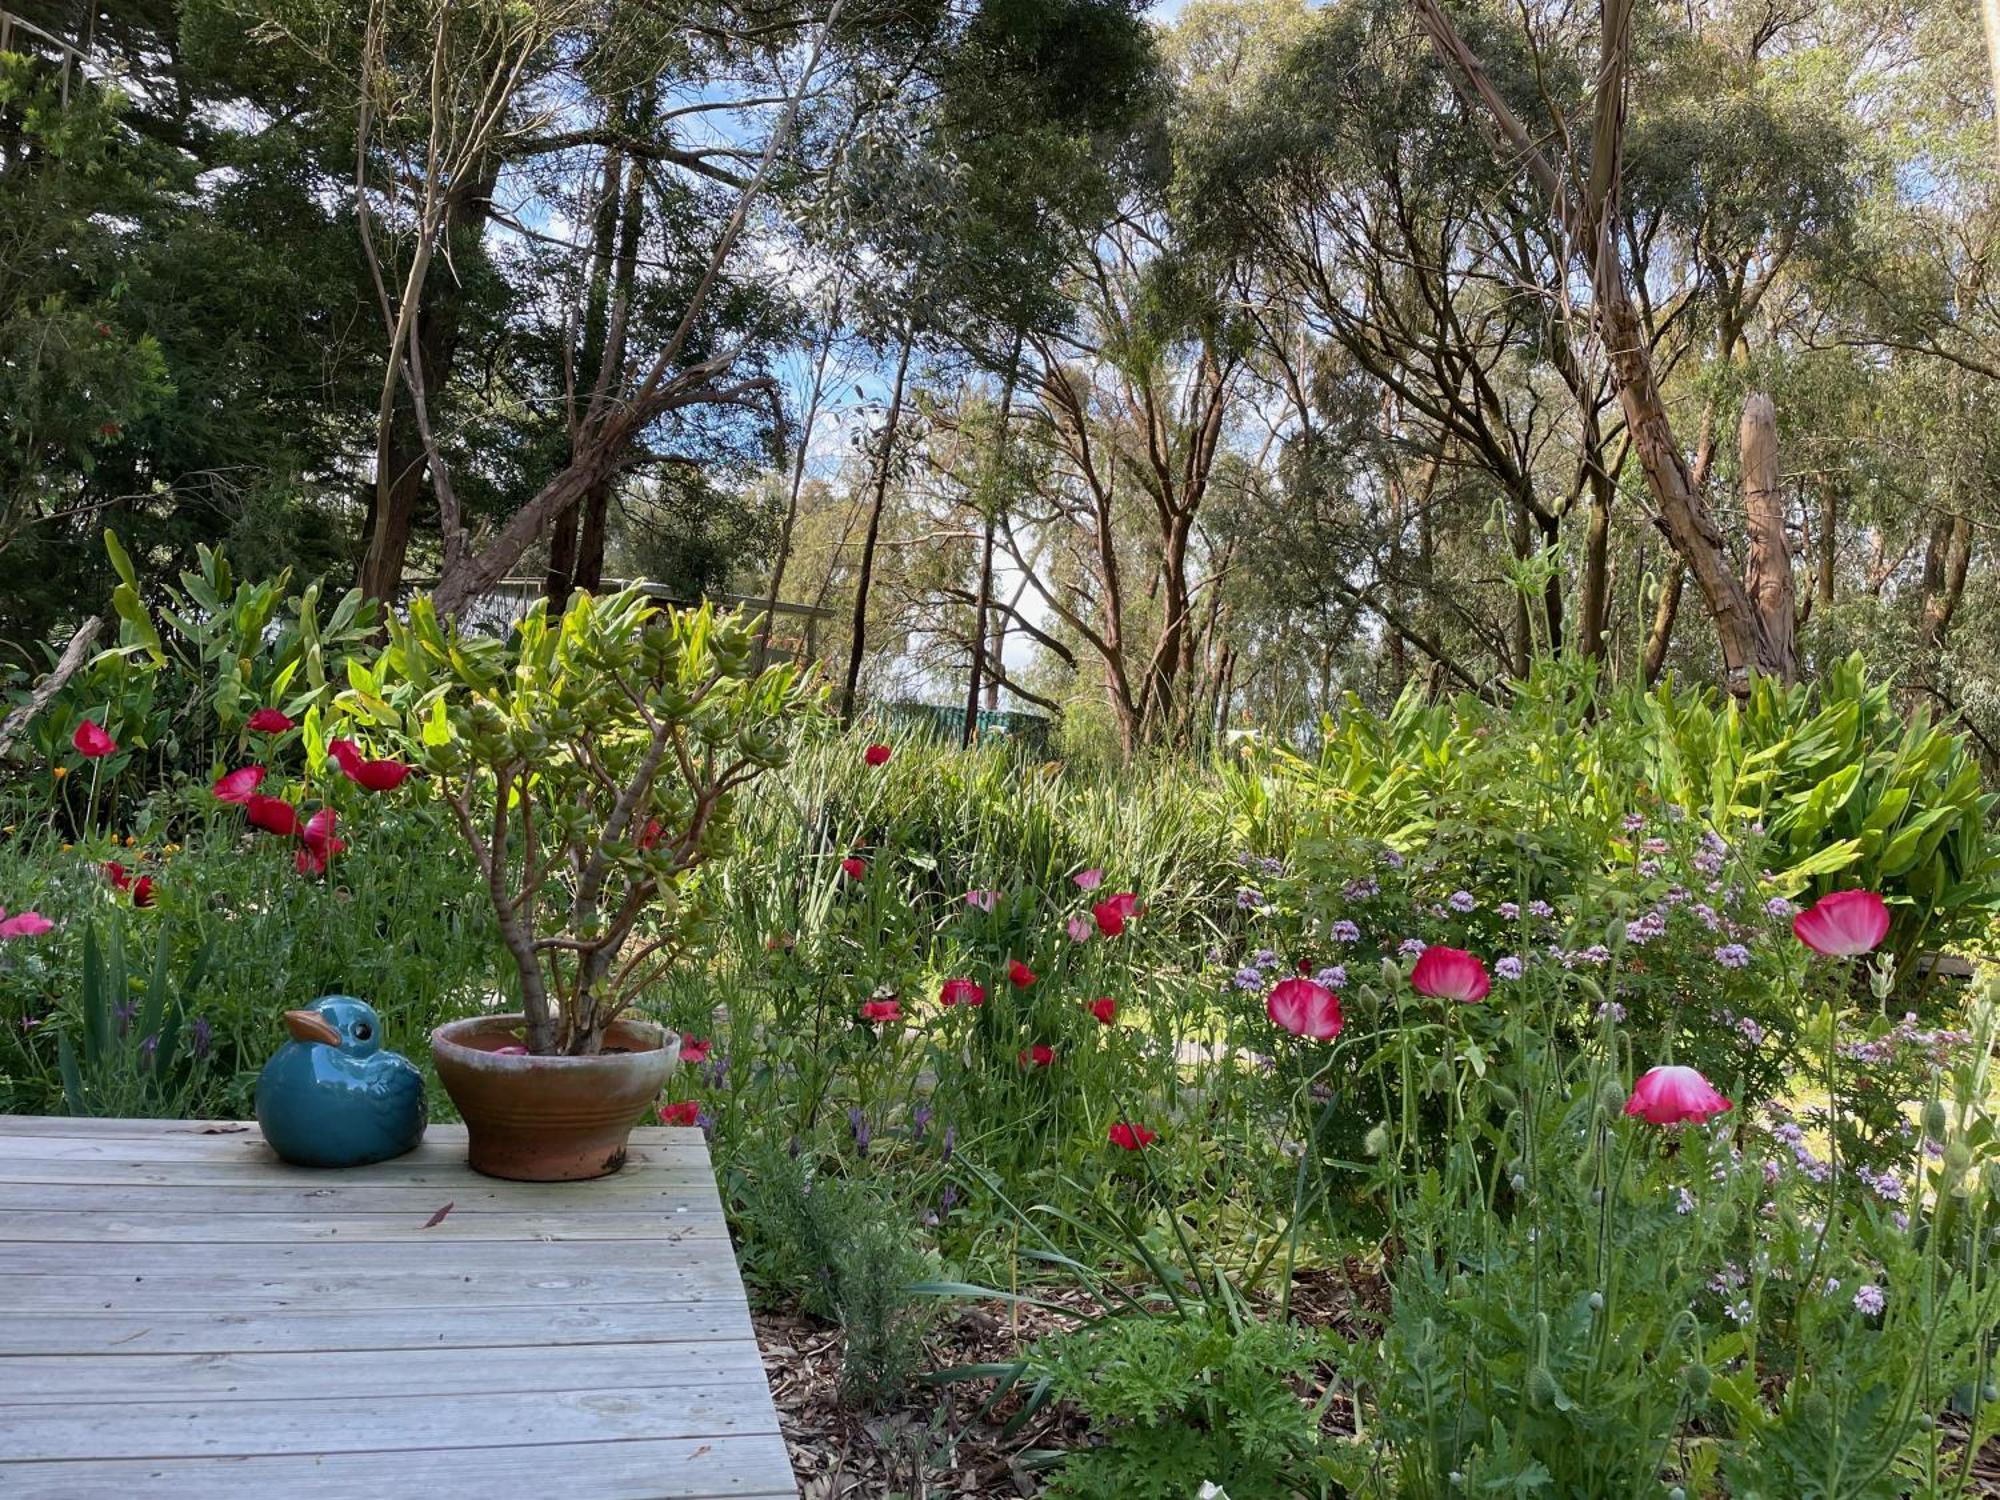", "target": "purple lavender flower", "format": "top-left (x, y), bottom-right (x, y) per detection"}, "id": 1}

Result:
top-left (1313, 965), bottom-right (1347, 989)
top-left (695, 1107), bottom-right (716, 1137)
top-left (848, 1106), bottom-right (871, 1157)
top-left (1344, 877), bottom-right (1378, 901)
top-left (1764, 896), bottom-right (1795, 921)
top-left (1622, 812), bottom-right (1645, 833)
top-left (1330, 919), bottom-right (1361, 943)
top-left (1448, 890), bottom-right (1476, 913)
top-left (1252, 948), bottom-right (1281, 971)
top-left (911, 1105), bottom-right (932, 1142)
top-left (1235, 886), bottom-right (1264, 910)
top-left (1379, 847), bottom-right (1404, 869)
top-left (1496, 901), bottom-right (1520, 921)
top-left (1232, 966), bottom-right (1264, 991)
top-left (1852, 1284), bottom-right (1885, 1316)
top-left (940, 1125), bottom-right (956, 1163)
top-left (1736, 1016), bottom-right (1765, 1045)
top-left (1397, 938), bottom-right (1425, 958)
top-left (190, 1017), bottom-right (212, 1060)
top-left (1714, 944), bottom-right (1752, 969)
top-left (1527, 900), bottom-right (1554, 919)
top-left (1596, 1000), bottom-right (1627, 1023)
top-left (138, 1033), bottom-right (159, 1064)
top-left (1495, 956), bottom-right (1523, 981)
